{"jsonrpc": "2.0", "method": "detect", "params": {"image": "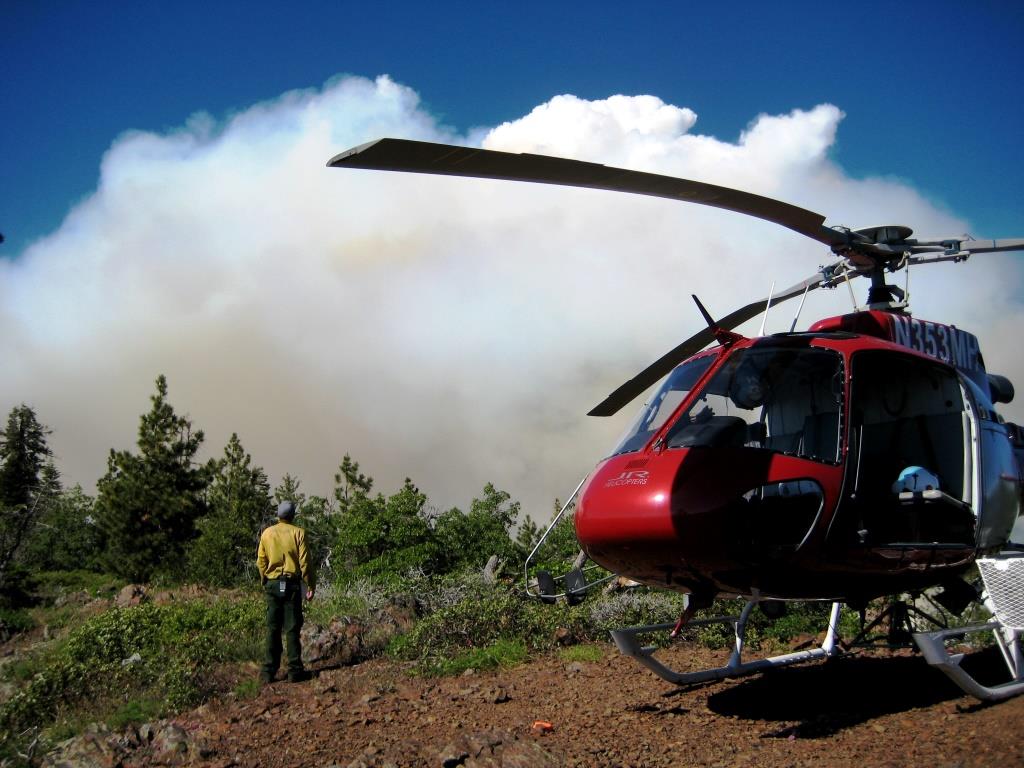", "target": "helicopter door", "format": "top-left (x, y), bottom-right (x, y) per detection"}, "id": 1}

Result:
top-left (843, 350), bottom-right (975, 547)
top-left (960, 376), bottom-right (1022, 549)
